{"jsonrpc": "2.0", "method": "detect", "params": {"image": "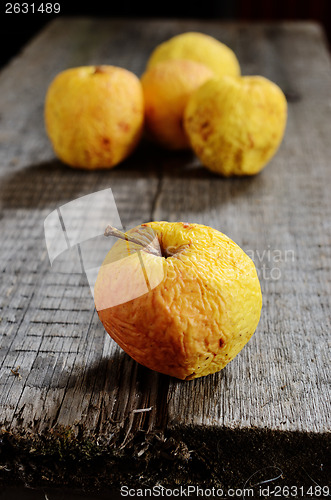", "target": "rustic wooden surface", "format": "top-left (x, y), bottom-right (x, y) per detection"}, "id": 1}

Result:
top-left (0, 18), bottom-right (330, 491)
